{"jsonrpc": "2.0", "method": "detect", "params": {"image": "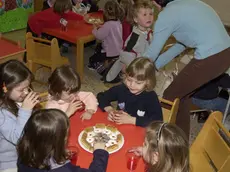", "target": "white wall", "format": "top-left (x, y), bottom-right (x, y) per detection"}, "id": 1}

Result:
top-left (202, 0), bottom-right (230, 26)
